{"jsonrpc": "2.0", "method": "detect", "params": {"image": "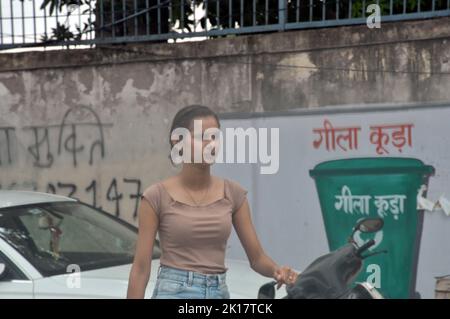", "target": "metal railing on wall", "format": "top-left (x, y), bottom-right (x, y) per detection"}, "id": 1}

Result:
top-left (1, 0), bottom-right (449, 50)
